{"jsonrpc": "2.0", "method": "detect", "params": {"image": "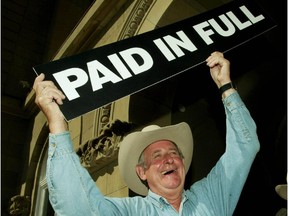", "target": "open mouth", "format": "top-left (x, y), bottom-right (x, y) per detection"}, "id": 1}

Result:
top-left (162, 169), bottom-right (176, 175)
